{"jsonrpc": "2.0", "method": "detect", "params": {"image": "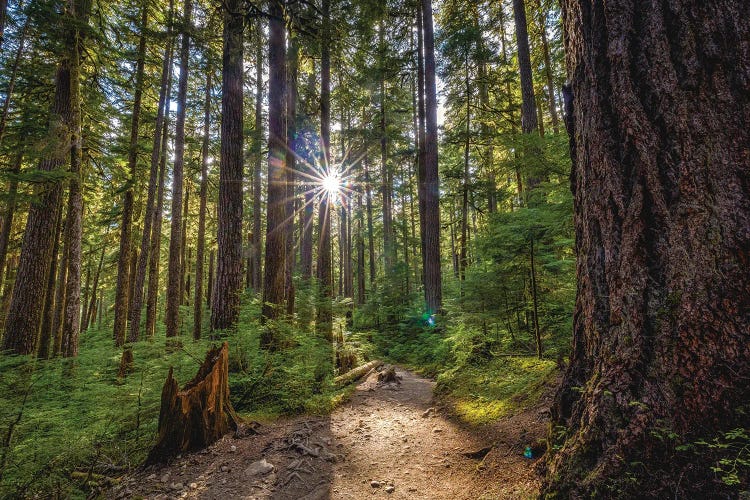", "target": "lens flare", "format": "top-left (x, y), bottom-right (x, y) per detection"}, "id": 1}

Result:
top-left (322, 172), bottom-right (341, 197)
